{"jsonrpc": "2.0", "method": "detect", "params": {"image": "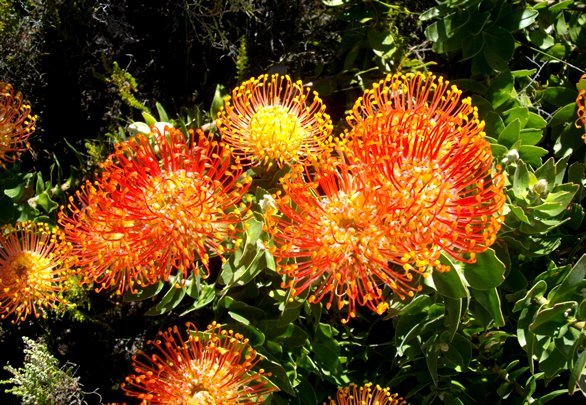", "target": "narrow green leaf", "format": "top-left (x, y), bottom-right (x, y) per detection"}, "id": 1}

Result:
top-left (444, 297), bottom-right (463, 342)
top-left (569, 343), bottom-right (586, 394)
top-left (155, 102), bottom-right (169, 122)
top-left (123, 281), bottom-right (164, 302)
top-left (463, 248), bottom-right (506, 290)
